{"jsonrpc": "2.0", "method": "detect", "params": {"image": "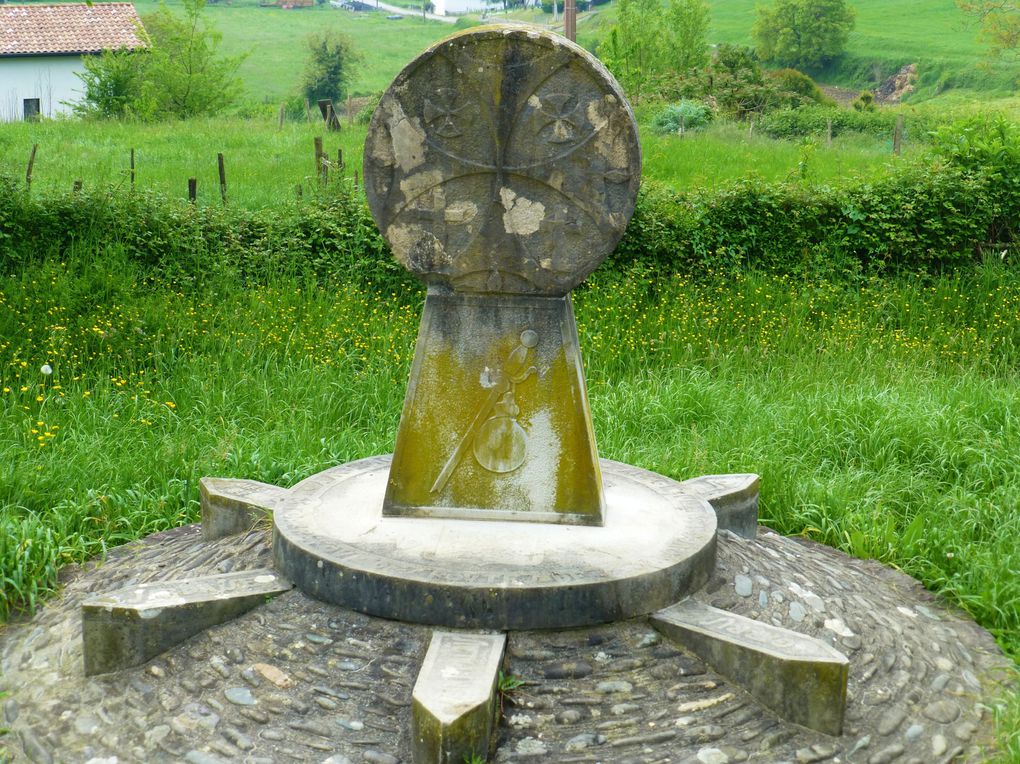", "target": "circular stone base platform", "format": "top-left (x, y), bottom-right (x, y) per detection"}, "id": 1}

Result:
top-left (1, 522), bottom-right (1014, 763)
top-left (272, 456), bottom-right (718, 630)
